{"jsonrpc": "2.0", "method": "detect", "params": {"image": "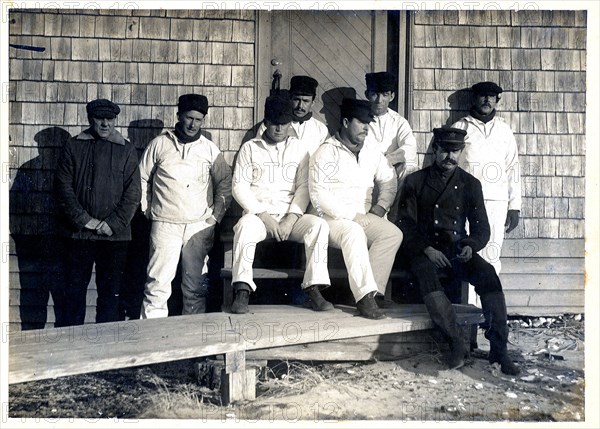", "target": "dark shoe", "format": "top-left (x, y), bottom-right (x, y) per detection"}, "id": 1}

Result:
top-left (423, 290), bottom-right (468, 370)
top-left (375, 295), bottom-right (396, 309)
top-left (480, 292), bottom-right (521, 376)
top-left (356, 292), bottom-right (386, 319)
top-left (231, 290), bottom-right (250, 314)
top-left (490, 352), bottom-right (521, 375)
top-left (305, 285), bottom-right (334, 311)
